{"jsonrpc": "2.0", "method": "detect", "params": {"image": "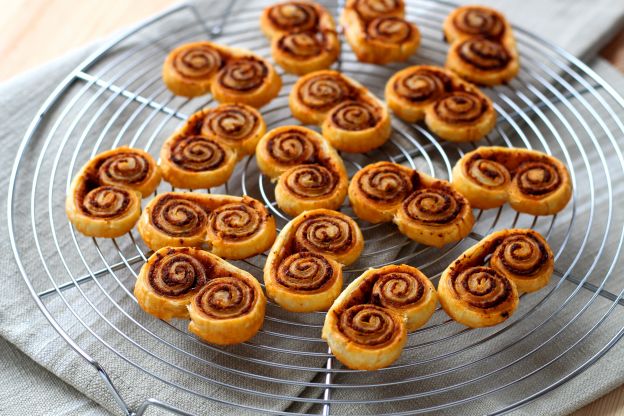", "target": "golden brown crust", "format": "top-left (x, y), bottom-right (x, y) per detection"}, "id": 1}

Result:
top-left (160, 134), bottom-right (237, 189)
top-left (289, 70), bottom-right (391, 153)
top-left (256, 126), bottom-right (348, 216)
top-left (211, 55), bottom-right (282, 108)
top-left (162, 41), bottom-right (229, 97)
top-left (260, 1), bottom-right (335, 40)
top-left (135, 247), bottom-right (266, 345)
top-left (322, 264), bottom-right (436, 370)
top-left (443, 6), bottom-right (519, 85)
top-left (160, 104), bottom-right (266, 189)
top-left (272, 31), bottom-right (340, 75)
top-left (264, 209), bottom-right (363, 312)
top-left (384, 65), bottom-right (496, 142)
top-left (137, 192), bottom-right (276, 260)
top-left (65, 147), bottom-right (161, 238)
top-left (340, 0), bottom-right (420, 64)
top-left (438, 229), bottom-right (553, 327)
top-left (163, 41), bottom-right (281, 107)
top-left (261, 1), bottom-right (339, 75)
top-left (451, 146), bottom-right (572, 215)
top-left (182, 103), bottom-right (267, 157)
top-left (349, 161), bottom-right (475, 247)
